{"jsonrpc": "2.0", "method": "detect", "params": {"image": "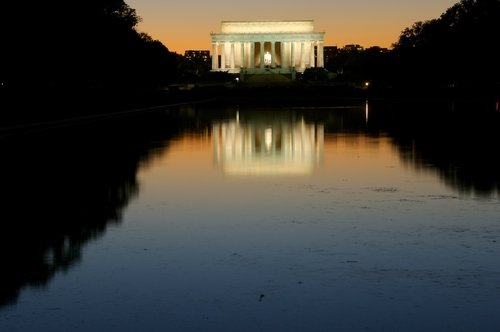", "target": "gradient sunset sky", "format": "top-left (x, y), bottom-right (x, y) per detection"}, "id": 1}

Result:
top-left (126, 0), bottom-right (458, 54)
